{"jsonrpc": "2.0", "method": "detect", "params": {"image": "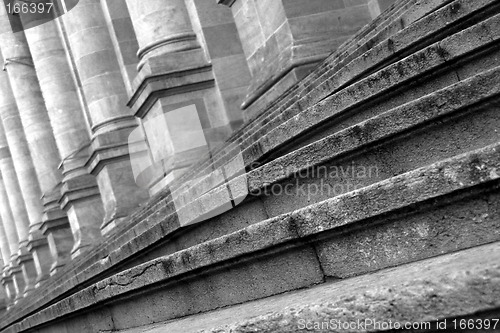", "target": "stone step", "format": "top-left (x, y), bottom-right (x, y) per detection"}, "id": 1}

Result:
top-left (123, 0), bottom-right (499, 245)
top-left (9, 57), bottom-right (499, 331)
top-left (238, 0), bottom-right (424, 121)
top-left (166, 63), bottom-right (500, 232)
top-left (239, 0), bottom-right (445, 125)
top-left (10, 141), bottom-right (500, 332)
top-left (242, 0), bottom-right (493, 144)
top-left (243, 5), bottom-right (500, 164)
top-left (173, 0), bottom-right (500, 191)
top-left (117, 241), bottom-right (500, 333)
top-left (57, 61), bottom-right (496, 294)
